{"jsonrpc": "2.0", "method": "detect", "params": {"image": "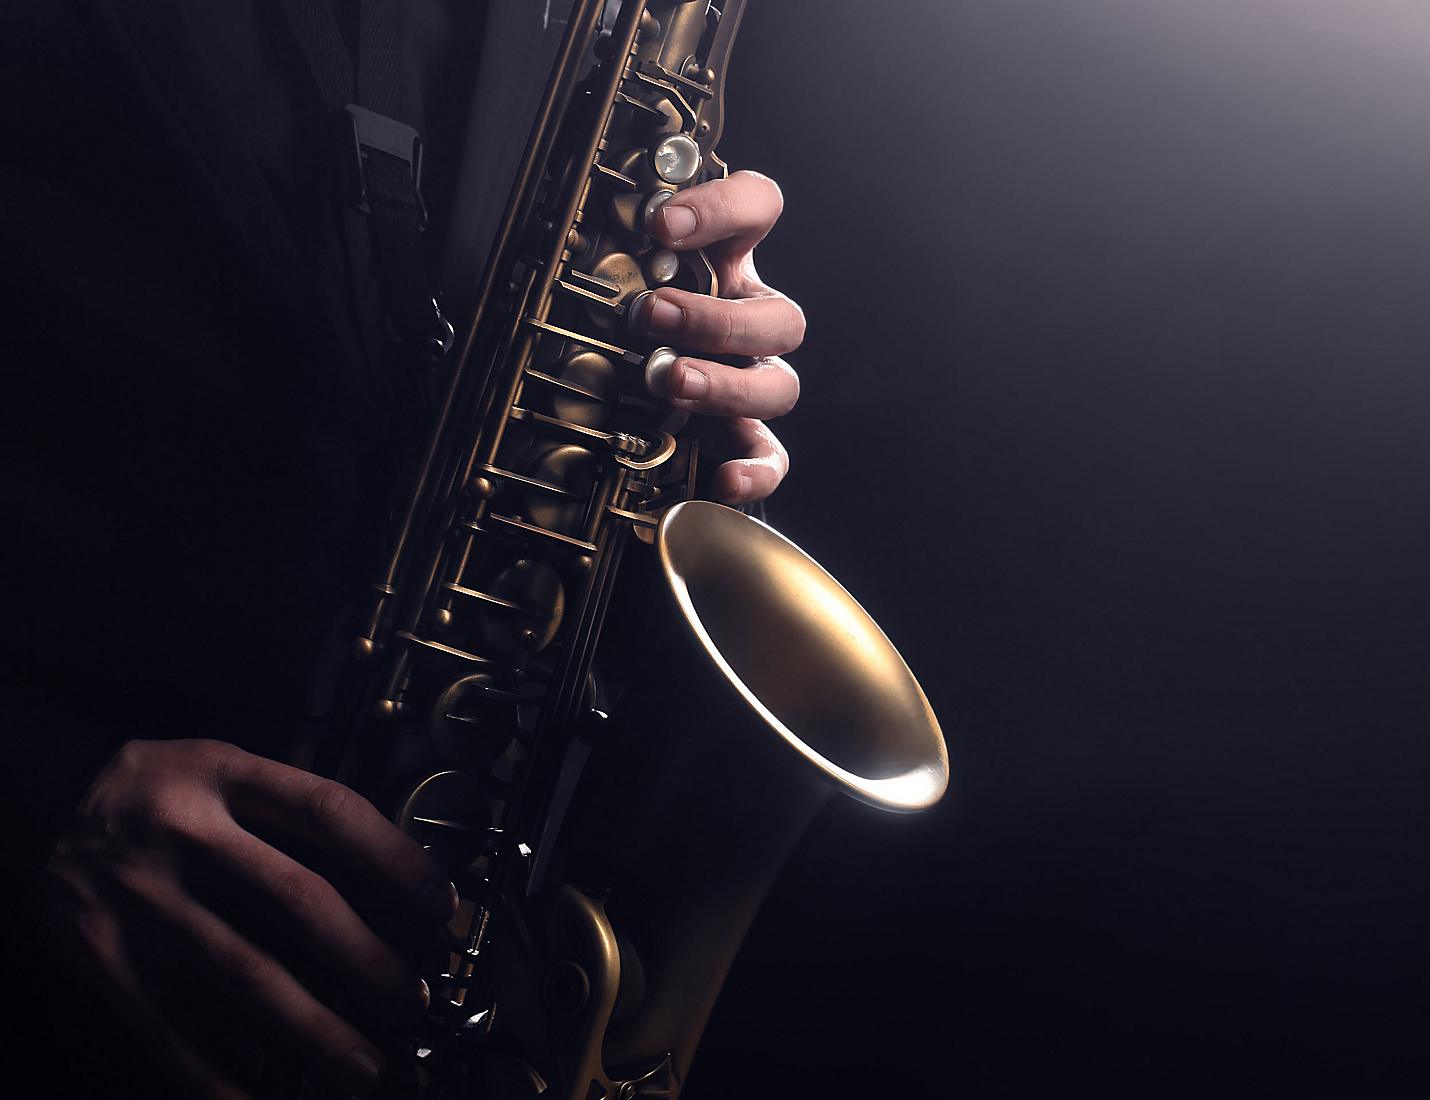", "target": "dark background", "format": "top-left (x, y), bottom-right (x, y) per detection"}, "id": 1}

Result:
top-left (693, 1), bottom-right (1430, 1095)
